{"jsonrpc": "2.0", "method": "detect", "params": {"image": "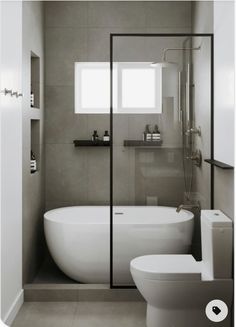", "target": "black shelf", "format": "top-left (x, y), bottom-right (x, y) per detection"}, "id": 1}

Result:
top-left (204, 159), bottom-right (234, 169)
top-left (123, 140), bottom-right (163, 147)
top-left (73, 140), bottom-right (110, 147)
